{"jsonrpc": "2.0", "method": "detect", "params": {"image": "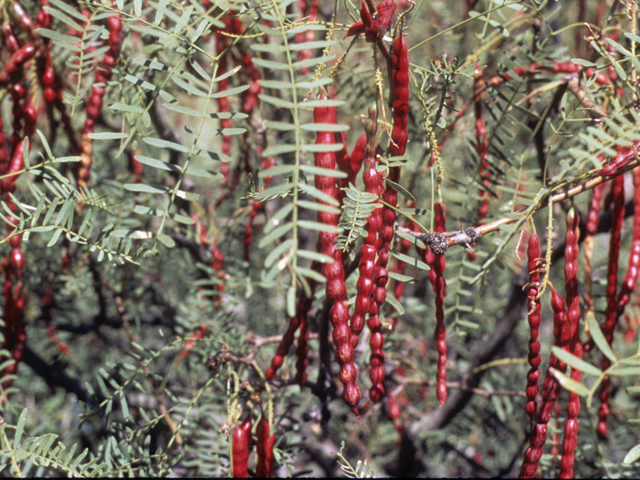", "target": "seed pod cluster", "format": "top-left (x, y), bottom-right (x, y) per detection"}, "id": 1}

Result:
top-left (524, 232), bottom-right (542, 423)
top-left (0, 16), bottom-right (32, 393)
top-left (559, 208), bottom-right (582, 479)
top-left (520, 288), bottom-right (571, 478)
top-left (350, 106), bottom-right (380, 350)
top-left (366, 33), bottom-right (411, 403)
top-left (231, 415), bottom-right (252, 478)
top-left (597, 170), bottom-right (640, 439)
top-left (314, 104), bottom-right (360, 413)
